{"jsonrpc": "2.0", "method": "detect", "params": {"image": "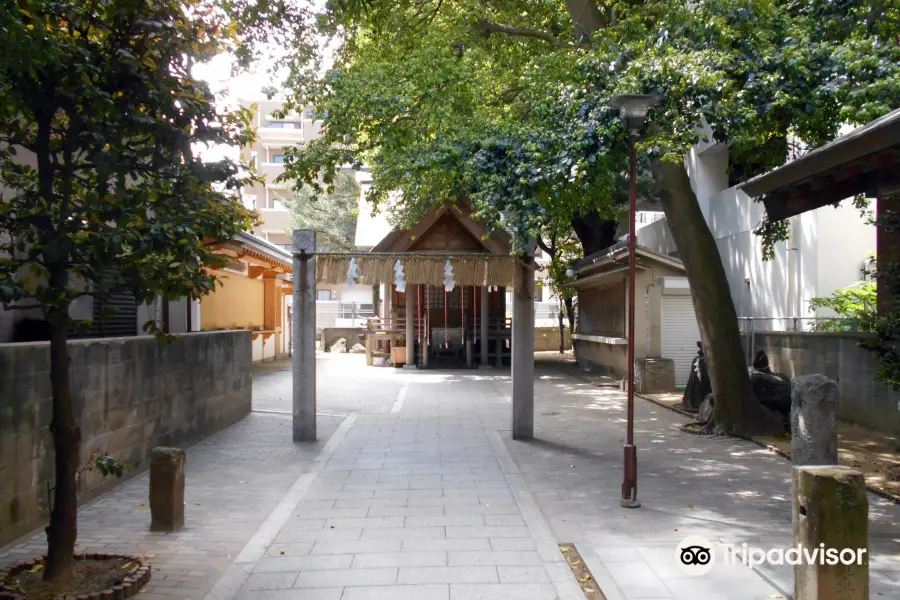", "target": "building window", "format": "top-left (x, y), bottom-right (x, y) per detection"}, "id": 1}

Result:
top-left (316, 290), bottom-right (333, 301)
top-left (269, 121), bottom-right (296, 129)
top-left (305, 109), bottom-right (316, 119)
top-left (250, 151), bottom-right (257, 170)
top-left (271, 154), bottom-right (285, 164)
